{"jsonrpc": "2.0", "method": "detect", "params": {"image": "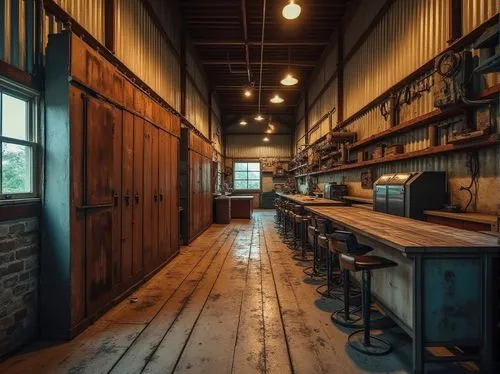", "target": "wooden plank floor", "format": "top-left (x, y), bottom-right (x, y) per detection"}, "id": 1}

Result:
top-left (1, 211), bottom-right (473, 374)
